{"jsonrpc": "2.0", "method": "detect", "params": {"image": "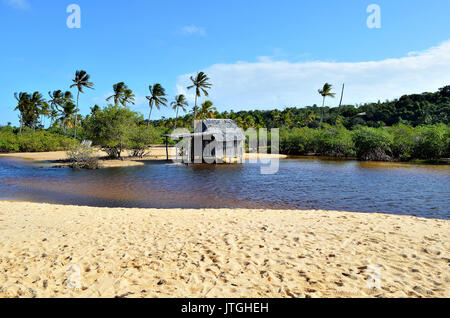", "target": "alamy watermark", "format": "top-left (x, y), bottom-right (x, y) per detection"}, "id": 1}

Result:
top-left (367, 4), bottom-right (381, 29)
top-left (66, 4), bottom-right (81, 29)
top-left (366, 264), bottom-right (382, 290)
top-left (66, 4), bottom-right (381, 29)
